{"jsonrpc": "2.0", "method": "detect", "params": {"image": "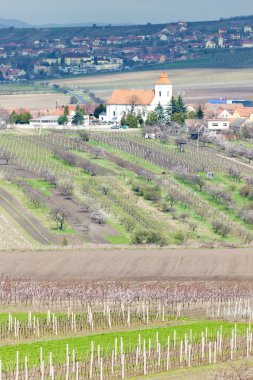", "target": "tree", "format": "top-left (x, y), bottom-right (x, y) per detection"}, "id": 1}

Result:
top-left (72, 105), bottom-right (84, 125)
top-left (145, 111), bottom-right (158, 126)
top-left (58, 115), bottom-right (68, 125)
top-left (57, 179), bottom-right (74, 198)
top-left (212, 219), bottom-right (231, 236)
top-left (79, 131), bottom-right (89, 141)
top-left (171, 113), bottom-right (185, 125)
top-left (187, 111), bottom-right (197, 119)
top-left (125, 113), bottom-right (138, 128)
top-left (165, 101), bottom-right (172, 122)
top-left (128, 94), bottom-right (141, 114)
top-left (63, 105), bottom-right (69, 116)
top-left (171, 96), bottom-right (178, 114)
top-left (70, 95), bottom-right (78, 104)
top-left (51, 208), bottom-right (68, 230)
top-left (90, 210), bottom-right (106, 224)
top-left (0, 107), bottom-right (9, 130)
top-left (177, 95), bottom-right (186, 113)
top-left (154, 103), bottom-right (166, 125)
top-left (94, 104), bottom-right (106, 119)
top-left (136, 111), bottom-right (144, 126)
top-left (9, 111), bottom-right (32, 125)
top-left (196, 105), bottom-right (204, 119)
